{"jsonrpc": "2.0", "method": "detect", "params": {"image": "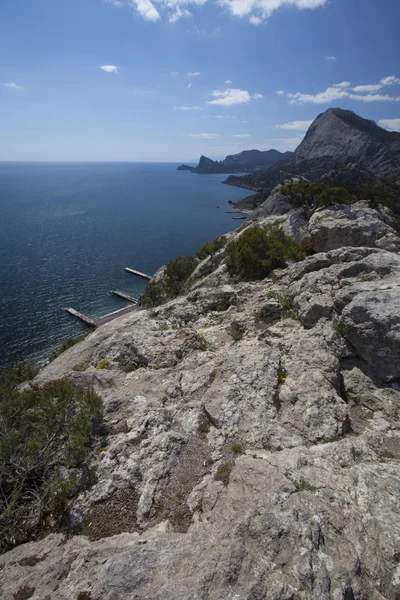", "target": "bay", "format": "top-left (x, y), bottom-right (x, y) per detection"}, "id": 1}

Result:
top-left (0, 161), bottom-right (250, 368)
